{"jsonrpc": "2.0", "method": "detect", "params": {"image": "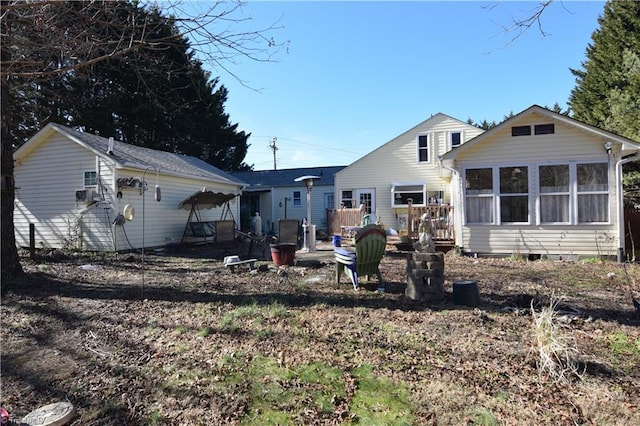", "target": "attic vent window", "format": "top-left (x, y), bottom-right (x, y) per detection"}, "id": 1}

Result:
top-left (534, 123), bottom-right (555, 135)
top-left (511, 126), bottom-right (531, 137)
